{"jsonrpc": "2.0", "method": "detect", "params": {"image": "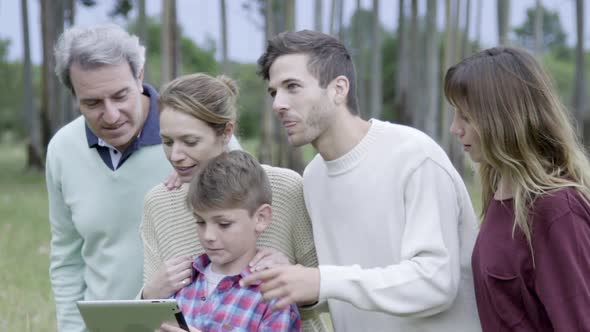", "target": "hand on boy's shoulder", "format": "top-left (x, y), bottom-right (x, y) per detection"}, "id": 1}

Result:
top-left (249, 247), bottom-right (291, 272)
top-left (240, 264), bottom-right (320, 310)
